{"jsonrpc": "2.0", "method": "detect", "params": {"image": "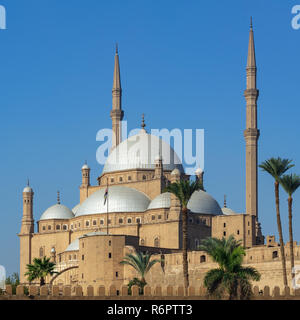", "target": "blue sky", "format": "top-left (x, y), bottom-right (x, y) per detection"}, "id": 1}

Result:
top-left (0, 1), bottom-right (299, 275)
